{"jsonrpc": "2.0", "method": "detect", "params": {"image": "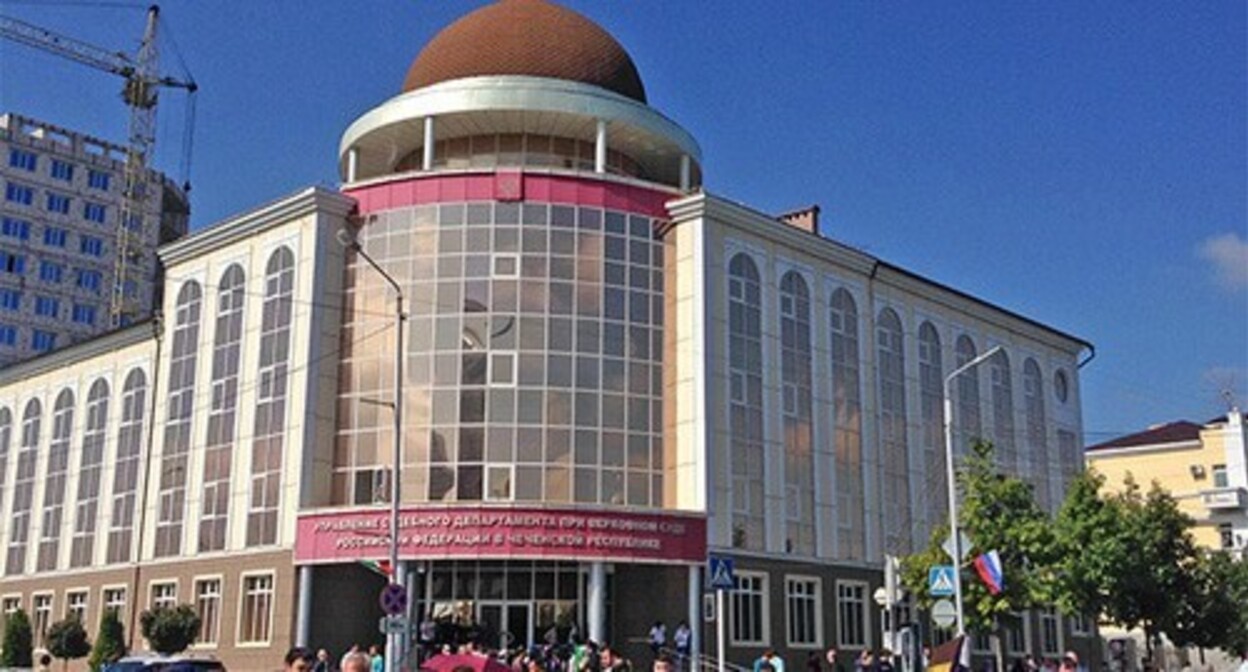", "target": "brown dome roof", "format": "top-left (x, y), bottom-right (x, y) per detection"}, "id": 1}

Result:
top-left (403, 0), bottom-right (646, 103)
